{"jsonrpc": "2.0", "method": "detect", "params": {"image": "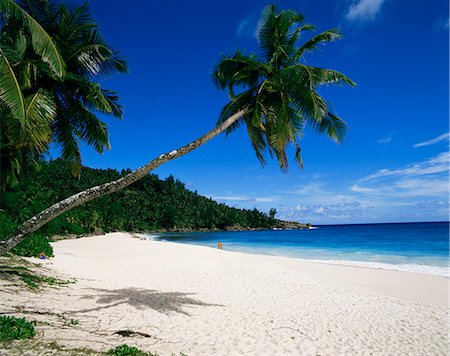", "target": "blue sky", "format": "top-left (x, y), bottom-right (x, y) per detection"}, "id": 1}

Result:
top-left (60, 0), bottom-right (449, 224)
